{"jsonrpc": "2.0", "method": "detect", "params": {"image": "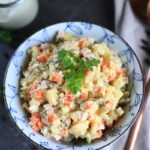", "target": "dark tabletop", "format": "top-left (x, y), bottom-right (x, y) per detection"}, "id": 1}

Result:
top-left (0, 0), bottom-right (114, 149)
